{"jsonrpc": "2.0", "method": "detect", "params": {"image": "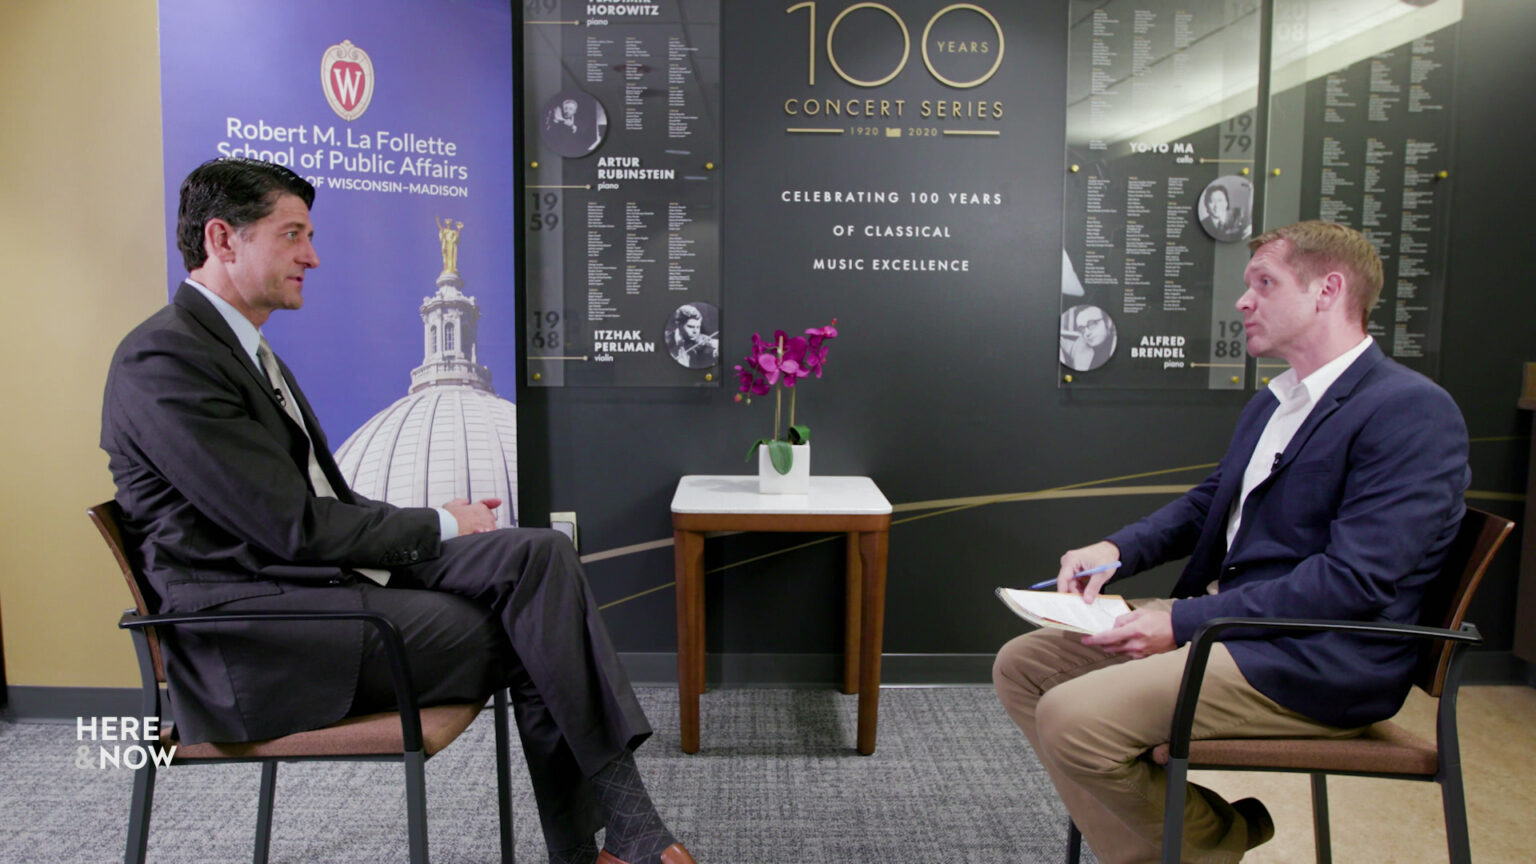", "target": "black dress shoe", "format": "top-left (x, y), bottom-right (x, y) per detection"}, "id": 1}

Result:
top-left (1232, 797), bottom-right (1275, 850)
